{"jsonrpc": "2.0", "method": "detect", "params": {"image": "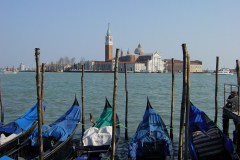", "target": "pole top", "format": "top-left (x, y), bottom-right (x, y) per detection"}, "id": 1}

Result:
top-left (35, 48), bottom-right (40, 55)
